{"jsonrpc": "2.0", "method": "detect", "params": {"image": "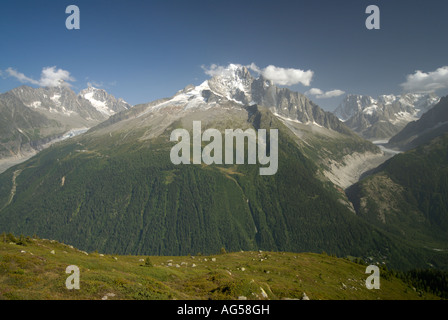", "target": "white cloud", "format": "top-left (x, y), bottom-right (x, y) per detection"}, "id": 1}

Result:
top-left (5, 68), bottom-right (40, 85)
top-left (87, 81), bottom-right (104, 88)
top-left (201, 64), bottom-right (231, 78)
top-left (321, 89), bottom-right (346, 98)
top-left (247, 62), bottom-right (261, 74)
top-left (401, 66), bottom-right (448, 93)
top-left (305, 88), bottom-right (345, 99)
top-left (248, 63), bottom-right (313, 86)
top-left (306, 88), bottom-right (324, 96)
top-left (202, 63), bottom-right (314, 87)
top-left (5, 66), bottom-right (75, 87)
top-left (260, 65), bottom-right (314, 86)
